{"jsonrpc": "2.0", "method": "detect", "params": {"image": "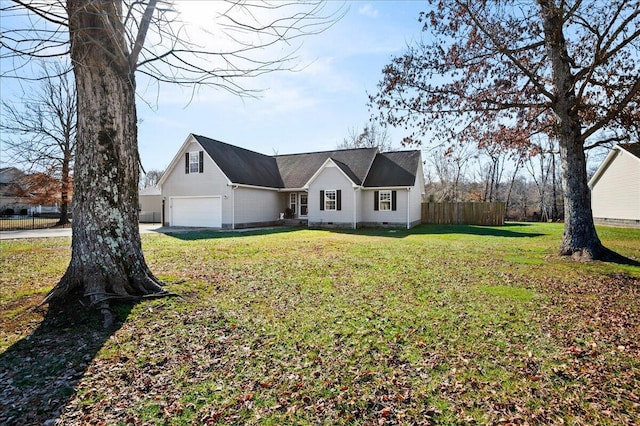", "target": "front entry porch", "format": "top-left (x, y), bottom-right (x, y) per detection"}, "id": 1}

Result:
top-left (284, 192), bottom-right (308, 222)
